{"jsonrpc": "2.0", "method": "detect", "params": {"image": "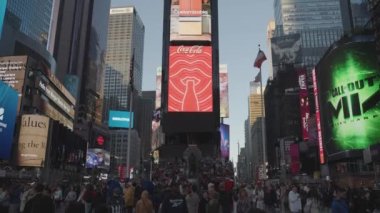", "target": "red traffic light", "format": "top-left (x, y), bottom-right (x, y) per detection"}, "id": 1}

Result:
top-left (97, 135), bottom-right (105, 146)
